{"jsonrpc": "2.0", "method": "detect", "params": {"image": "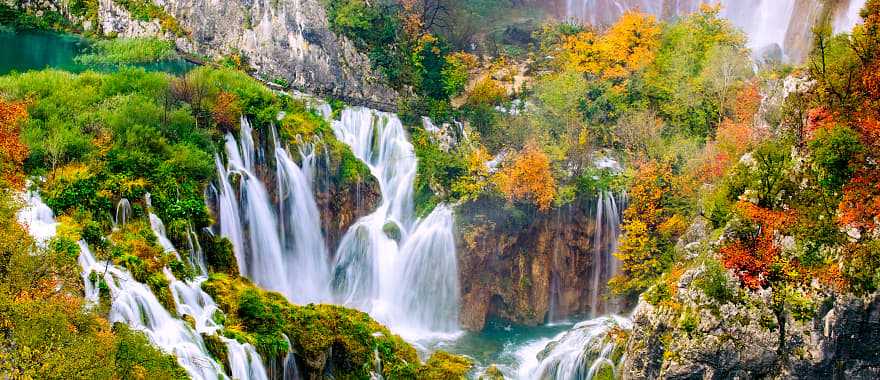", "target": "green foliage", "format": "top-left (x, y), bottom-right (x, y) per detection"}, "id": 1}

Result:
top-left (693, 259), bottom-right (736, 304)
top-left (411, 127), bottom-right (468, 216)
top-left (0, 4), bottom-right (72, 31)
top-left (113, 324), bottom-right (189, 379)
top-left (202, 235), bottom-right (239, 275)
top-left (200, 273), bottom-right (458, 378)
top-left (418, 351), bottom-right (475, 379)
top-left (76, 37), bottom-right (177, 65)
top-left (808, 125), bottom-right (863, 192)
